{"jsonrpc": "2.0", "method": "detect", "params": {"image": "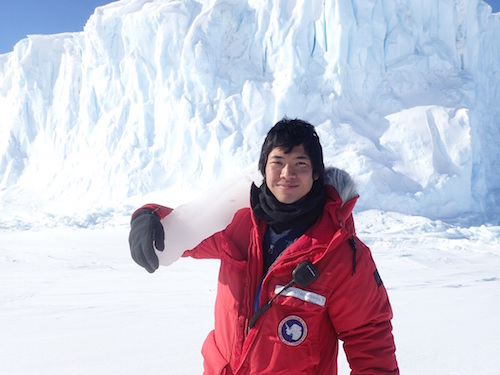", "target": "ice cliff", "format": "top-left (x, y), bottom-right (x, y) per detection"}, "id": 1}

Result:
top-left (0, 0), bottom-right (499, 227)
